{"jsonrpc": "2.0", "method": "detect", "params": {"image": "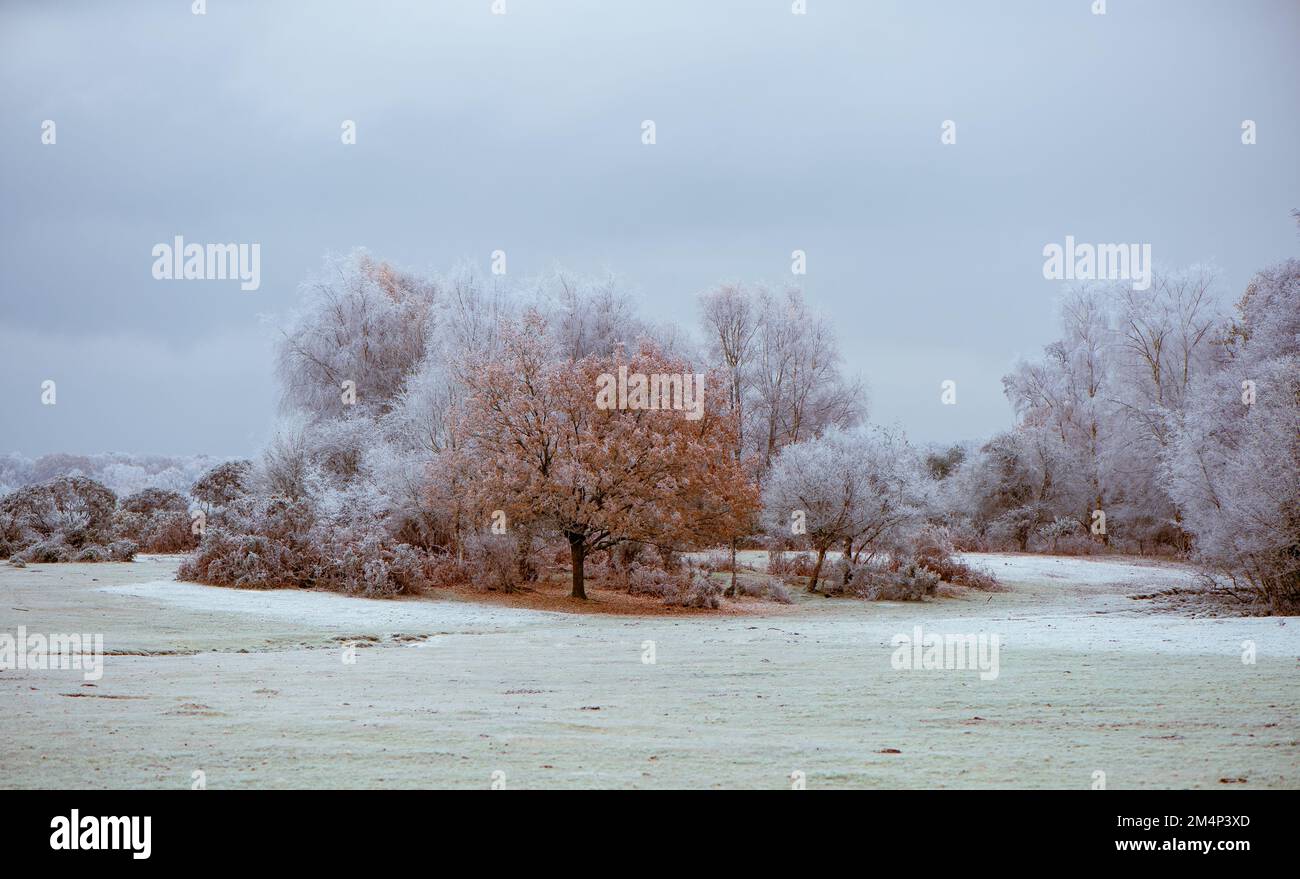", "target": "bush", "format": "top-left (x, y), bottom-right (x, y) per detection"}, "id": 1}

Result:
top-left (190, 461), bottom-right (253, 513)
top-left (912, 525), bottom-right (1001, 591)
top-left (114, 488), bottom-right (197, 553)
top-left (177, 494), bottom-right (439, 597)
top-left (763, 580), bottom-right (794, 604)
top-left (13, 537), bottom-right (74, 564)
top-left (424, 553), bottom-right (472, 589)
top-left (463, 533), bottom-right (517, 592)
top-left (119, 488), bottom-right (187, 516)
top-left (0, 477), bottom-right (135, 564)
top-left (626, 563), bottom-right (679, 600)
top-left (946, 523), bottom-right (989, 553)
top-left (620, 560), bottom-right (725, 608)
top-left (179, 529), bottom-right (290, 589)
top-left (1052, 534), bottom-right (1105, 556)
top-left (843, 560), bottom-right (941, 601)
top-left (75, 544), bottom-right (111, 562)
top-left (677, 568), bottom-right (723, 609)
top-left (0, 476), bottom-right (118, 552)
top-left (734, 576), bottom-right (794, 604)
top-left (766, 550), bottom-right (813, 582)
top-left (699, 548), bottom-right (749, 574)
